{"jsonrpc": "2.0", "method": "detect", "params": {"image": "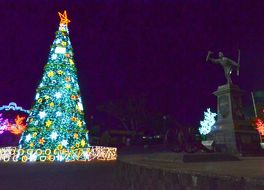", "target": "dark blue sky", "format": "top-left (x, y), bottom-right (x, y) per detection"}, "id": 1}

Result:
top-left (0, 0), bottom-right (263, 125)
